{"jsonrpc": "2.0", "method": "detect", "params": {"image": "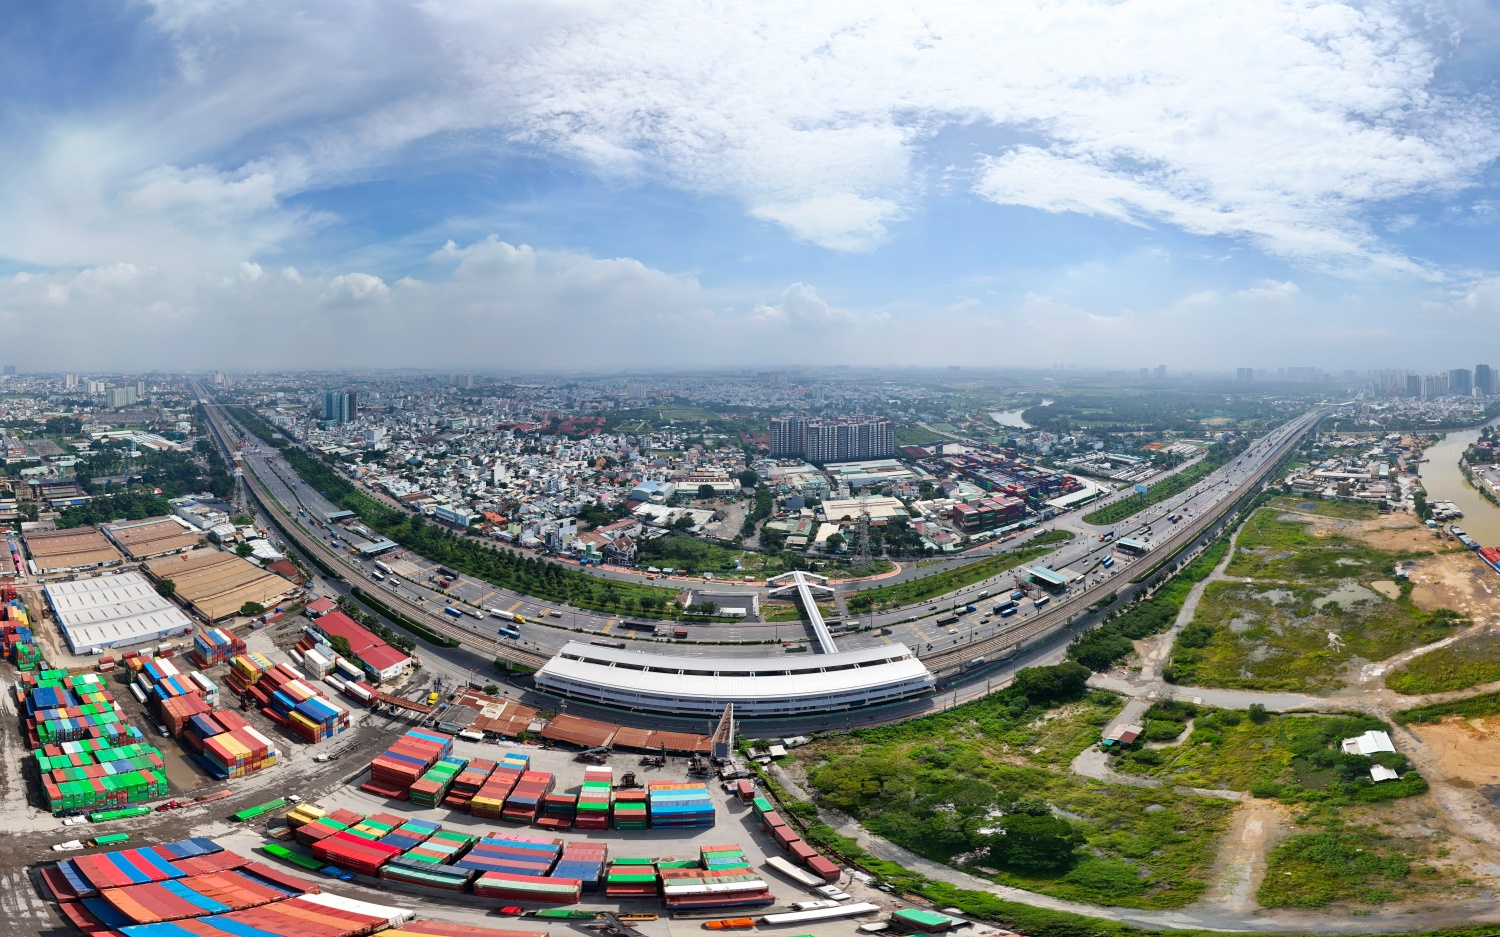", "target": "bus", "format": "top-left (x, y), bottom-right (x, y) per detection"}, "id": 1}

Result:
top-left (1100, 555), bottom-right (1114, 568)
top-left (1033, 595), bottom-right (1051, 608)
top-left (498, 626), bottom-right (521, 639)
top-left (371, 571), bottom-right (385, 581)
top-left (444, 606), bottom-right (464, 619)
top-left (936, 615), bottom-right (959, 626)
